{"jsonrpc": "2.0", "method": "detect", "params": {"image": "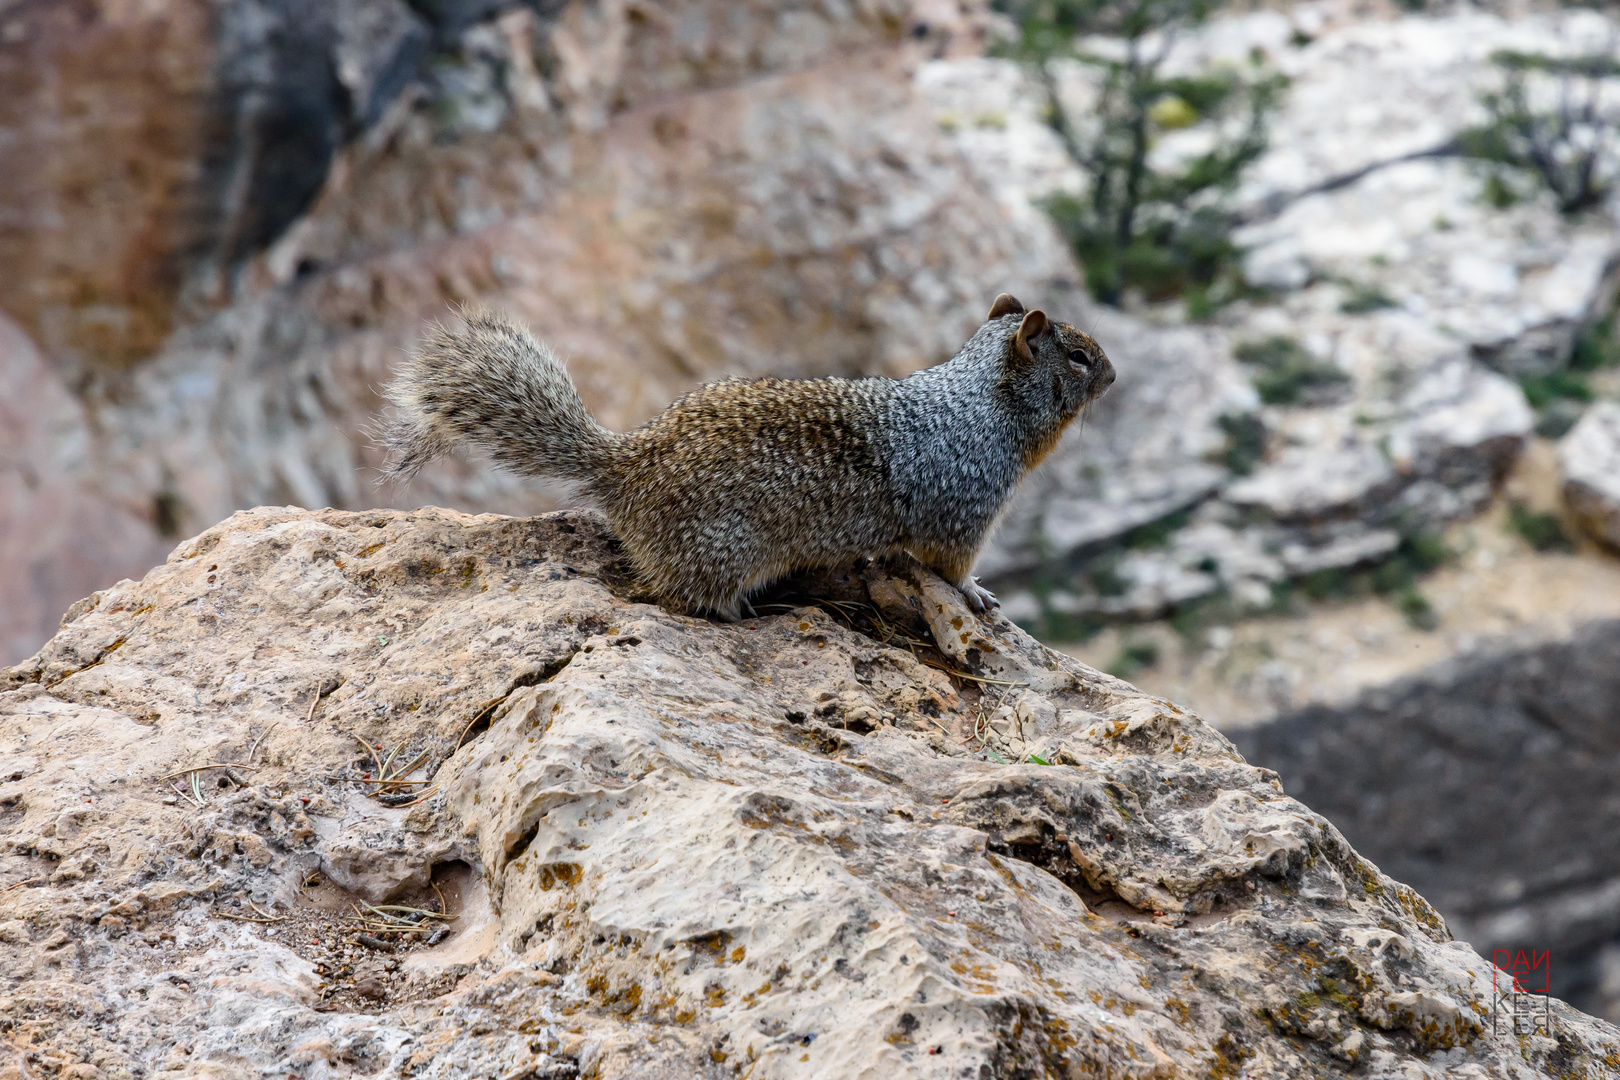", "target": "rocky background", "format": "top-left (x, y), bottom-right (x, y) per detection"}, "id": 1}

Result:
top-left (5, 0), bottom-right (1620, 1043)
